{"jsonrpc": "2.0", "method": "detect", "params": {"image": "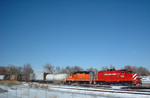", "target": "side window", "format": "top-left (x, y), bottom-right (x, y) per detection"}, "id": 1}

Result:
top-left (121, 72), bottom-right (124, 75)
top-left (126, 71), bottom-right (132, 74)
